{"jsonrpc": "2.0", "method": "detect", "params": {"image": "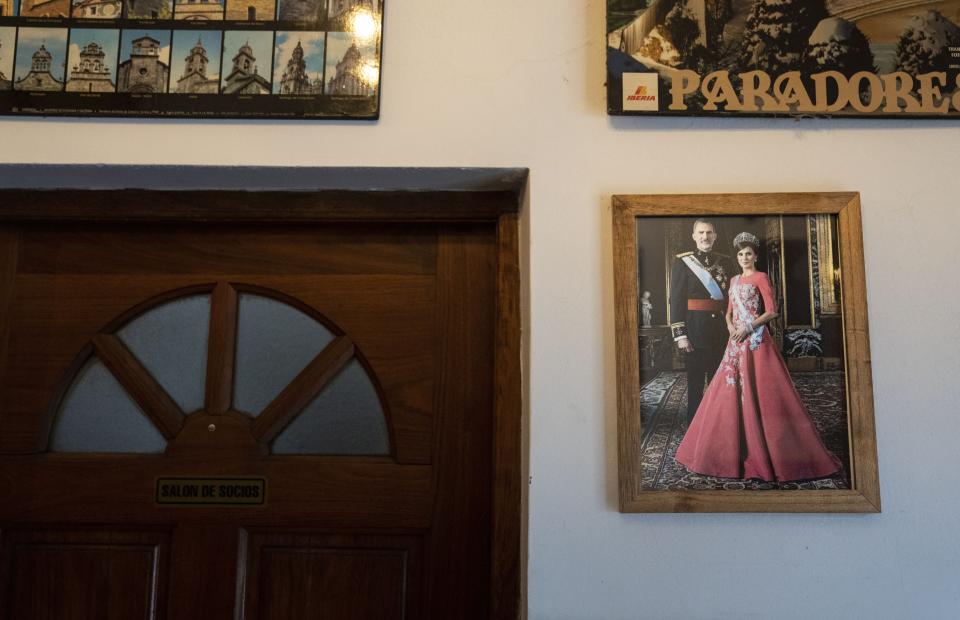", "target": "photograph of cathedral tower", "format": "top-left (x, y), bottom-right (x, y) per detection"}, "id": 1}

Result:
top-left (14, 28), bottom-right (67, 91)
top-left (221, 31), bottom-right (272, 94)
top-left (0, 28), bottom-right (14, 90)
top-left (325, 32), bottom-right (376, 96)
top-left (172, 30), bottom-right (220, 93)
top-left (20, 0), bottom-right (69, 17)
top-left (273, 31), bottom-right (324, 94)
top-left (66, 30), bottom-right (119, 92)
top-left (117, 31), bottom-right (170, 93)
